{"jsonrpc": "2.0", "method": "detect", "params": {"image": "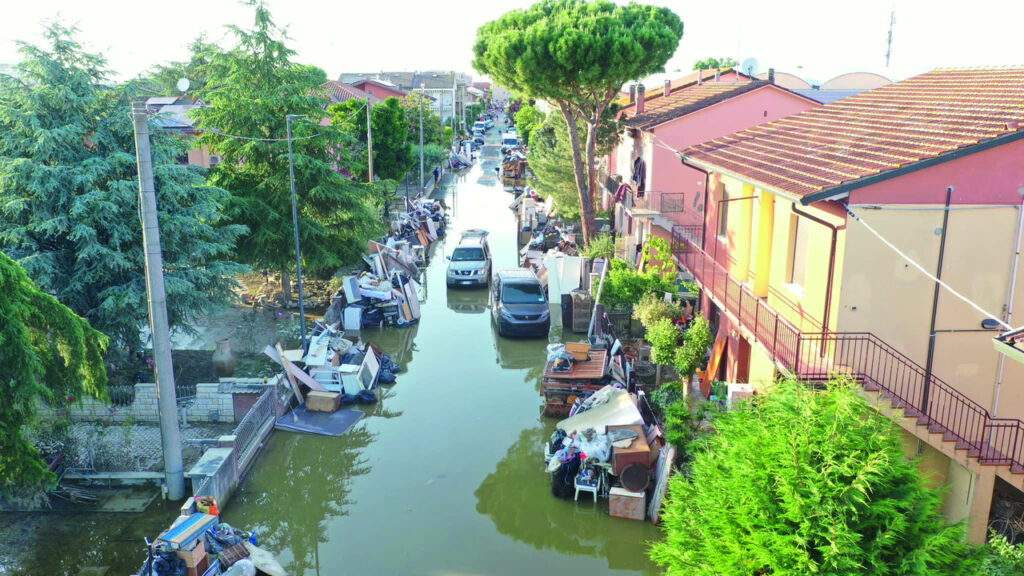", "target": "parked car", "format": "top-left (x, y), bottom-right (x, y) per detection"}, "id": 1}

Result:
top-left (490, 269), bottom-right (550, 337)
top-left (473, 121), bottom-right (487, 133)
top-left (485, 119), bottom-right (495, 130)
top-left (446, 231), bottom-right (491, 288)
top-left (500, 132), bottom-right (520, 153)
top-left (474, 133), bottom-right (485, 145)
